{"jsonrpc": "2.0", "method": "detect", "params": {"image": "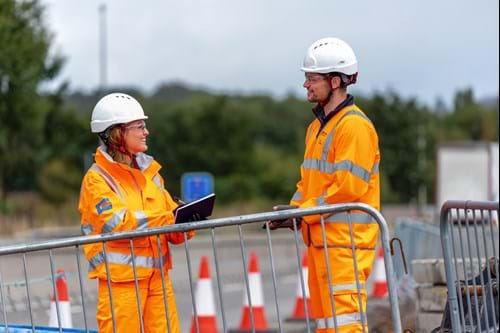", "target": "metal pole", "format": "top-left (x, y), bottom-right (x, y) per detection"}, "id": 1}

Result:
top-left (99, 3), bottom-right (107, 93)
